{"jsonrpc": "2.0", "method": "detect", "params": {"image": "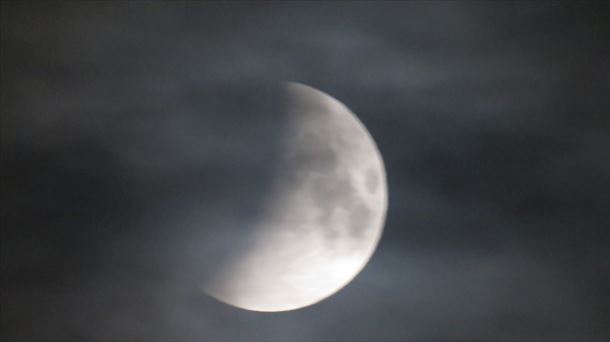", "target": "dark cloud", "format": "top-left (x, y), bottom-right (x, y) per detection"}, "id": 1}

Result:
top-left (1, 1), bottom-right (608, 341)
